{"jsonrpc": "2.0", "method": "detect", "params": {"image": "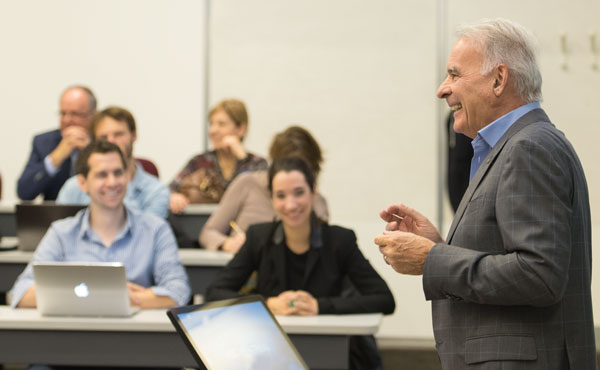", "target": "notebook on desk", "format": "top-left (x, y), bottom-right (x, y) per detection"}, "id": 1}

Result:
top-left (167, 295), bottom-right (308, 370)
top-left (33, 262), bottom-right (139, 317)
top-left (16, 203), bottom-right (86, 251)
